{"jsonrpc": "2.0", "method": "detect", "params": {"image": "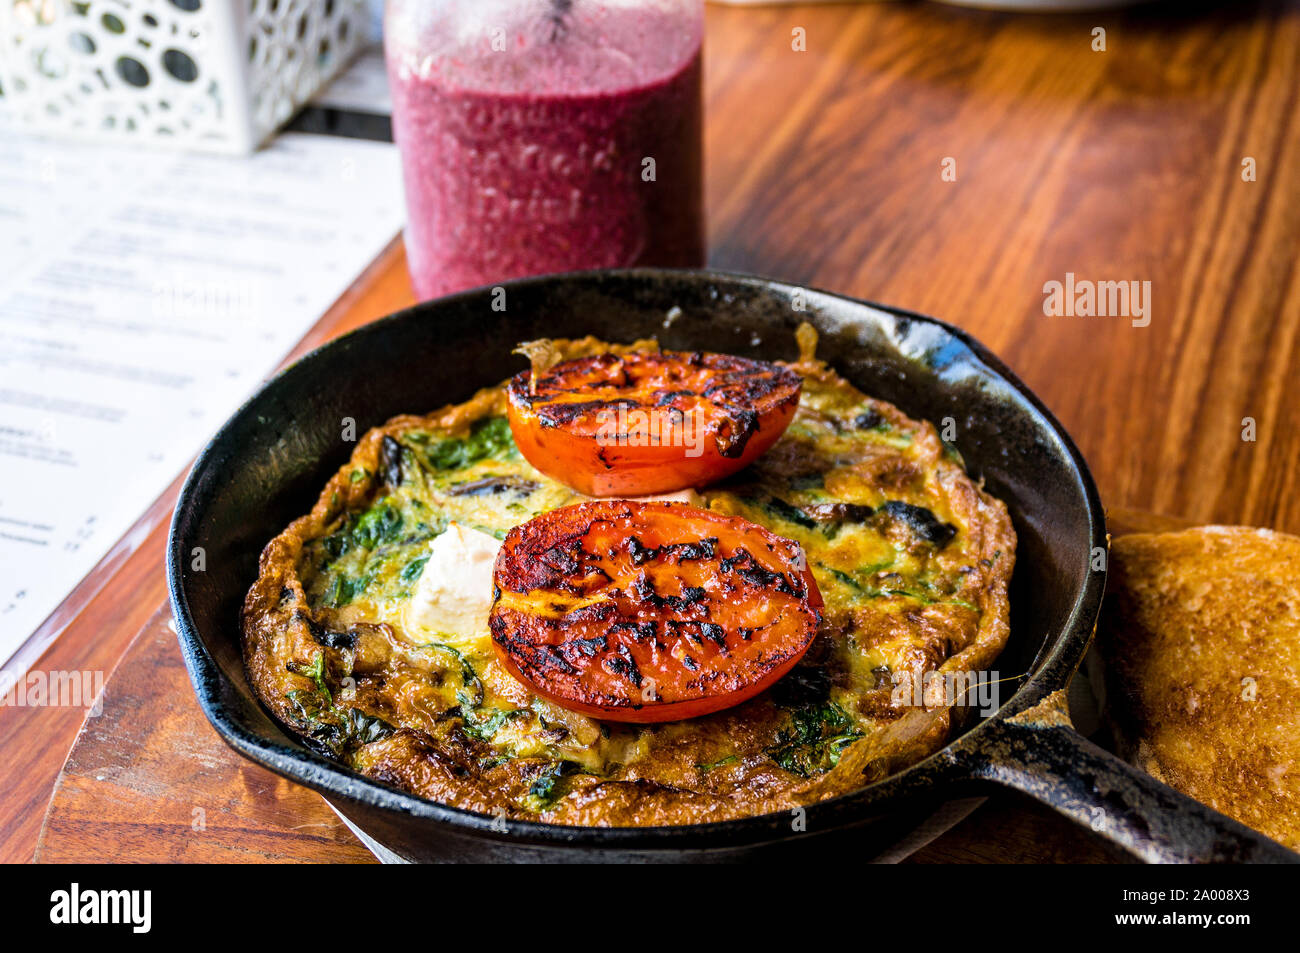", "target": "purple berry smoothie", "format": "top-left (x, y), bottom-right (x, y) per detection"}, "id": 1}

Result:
top-left (385, 0), bottom-right (704, 300)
